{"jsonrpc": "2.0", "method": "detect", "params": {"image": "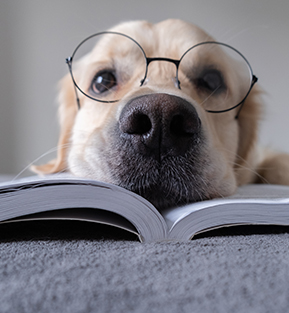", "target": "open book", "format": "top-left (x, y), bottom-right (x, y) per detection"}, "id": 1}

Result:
top-left (0, 175), bottom-right (289, 242)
